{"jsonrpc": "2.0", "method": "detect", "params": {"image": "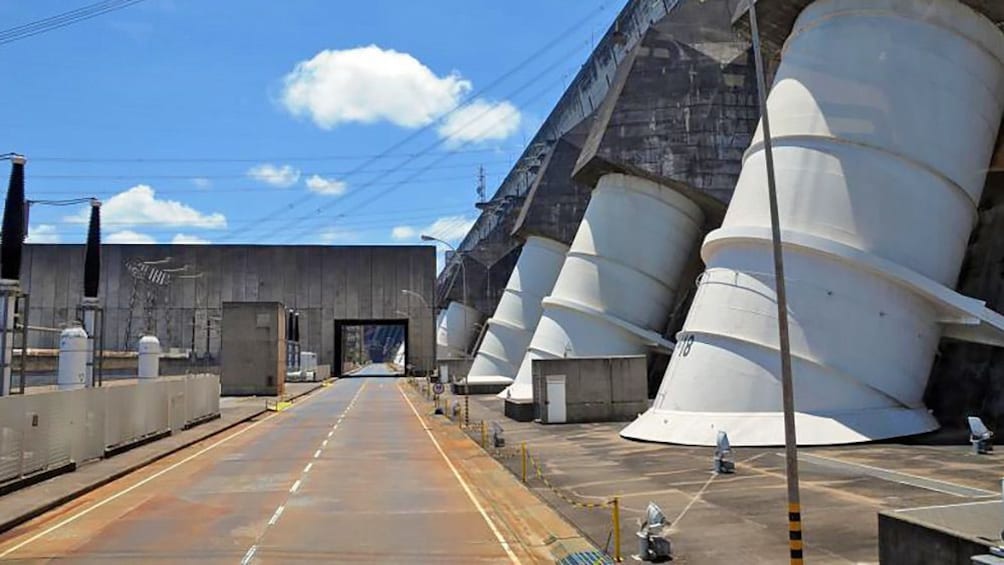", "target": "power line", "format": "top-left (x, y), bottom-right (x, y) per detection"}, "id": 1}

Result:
top-left (27, 159), bottom-right (515, 180)
top-left (30, 146), bottom-right (524, 164)
top-left (29, 208), bottom-right (477, 237)
top-left (0, 0), bottom-right (148, 46)
top-left (22, 173), bottom-right (486, 196)
top-left (33, 204), bottom-right (474, 229)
